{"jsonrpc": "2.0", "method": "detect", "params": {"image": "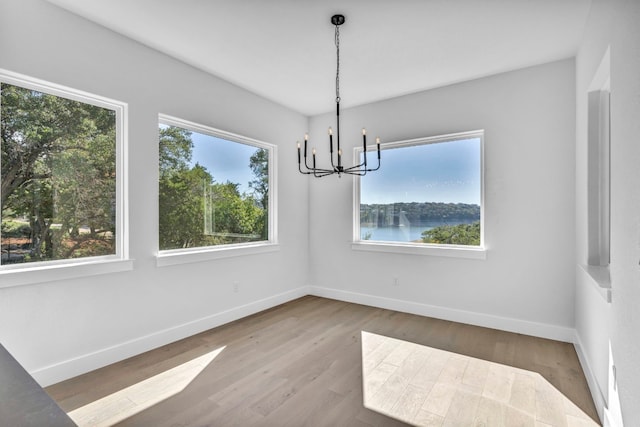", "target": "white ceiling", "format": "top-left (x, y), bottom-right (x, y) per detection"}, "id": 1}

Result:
top-left (46, 0), bottom-right (591, 116)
